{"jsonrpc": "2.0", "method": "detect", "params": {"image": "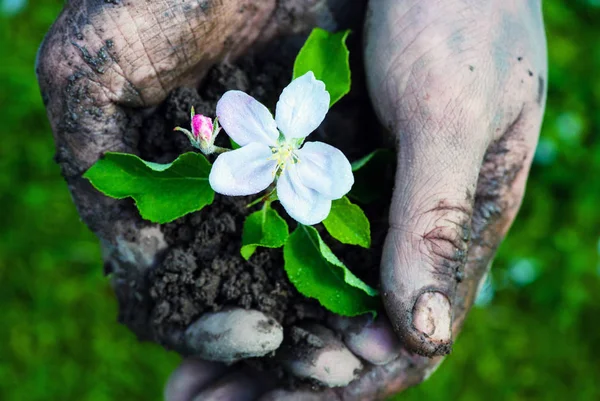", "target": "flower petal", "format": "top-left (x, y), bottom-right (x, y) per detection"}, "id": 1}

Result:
top-left (277, 164), bottom-right (332, 225)
top-left (192, 114), bottom-right (213, 141)
top-left (209, 143), bottom-right (277, 196)
top-left (216, 91), bottom-right (279, 146)
top-left (296, 141), bottom-right (354, 199)
top-left (275, 71), bottom-right (330, 140)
